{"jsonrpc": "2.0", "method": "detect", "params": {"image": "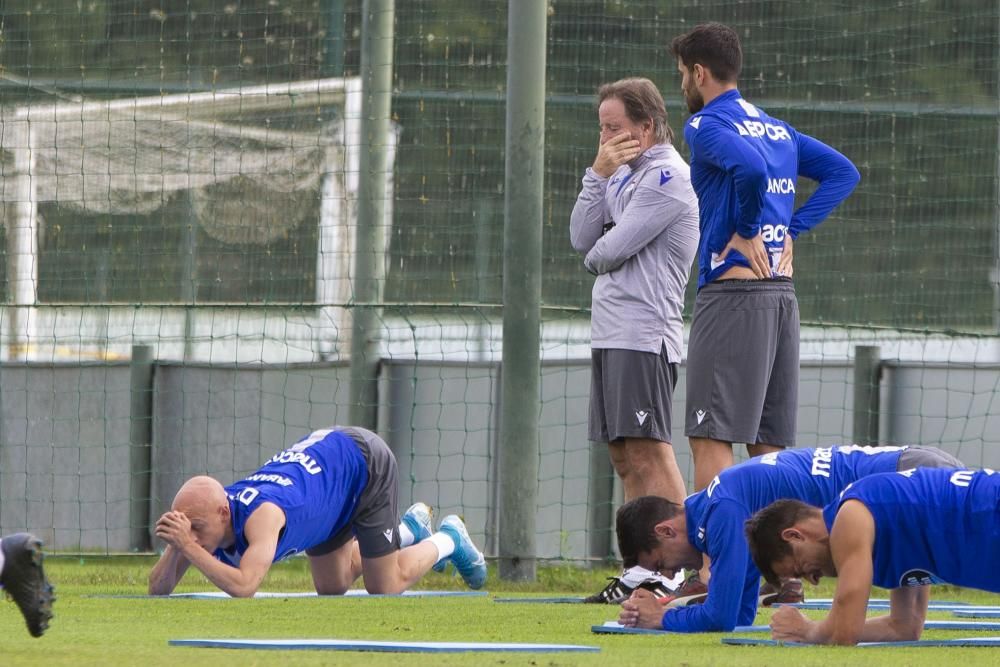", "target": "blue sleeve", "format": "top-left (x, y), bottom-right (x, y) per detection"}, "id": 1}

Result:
top-left (788, 132), bottom-right (860, 239)
top-left (688, 116), bottom-right (767, 239)
top-left (660, 500), bottom-right (760, 632)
